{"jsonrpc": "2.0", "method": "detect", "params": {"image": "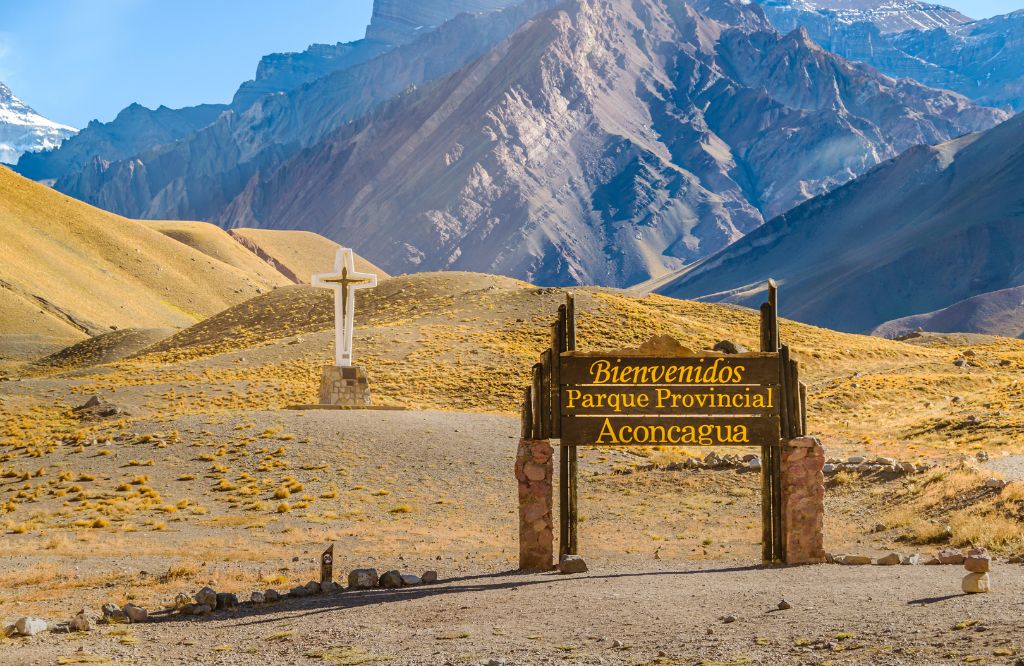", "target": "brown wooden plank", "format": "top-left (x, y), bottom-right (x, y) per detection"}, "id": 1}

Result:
top-left (541, 349), bottom-right (553, 439)
top-left (800, 381), bottom-right (808, 437)
top-left (567, 443), bottom-right (578, 554)
top-left (531, 363), bottom-right (543, 439)
top-left (560, 414), bottom-right (781, 447)
top-left (521, 387), bottom-right (533, 439)
top-left (559, 354), bottom-right (781, 387)
top-left (560, 384), bottom-right (781, 417)
top-left (566, 293), bottom-right (576, 351)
